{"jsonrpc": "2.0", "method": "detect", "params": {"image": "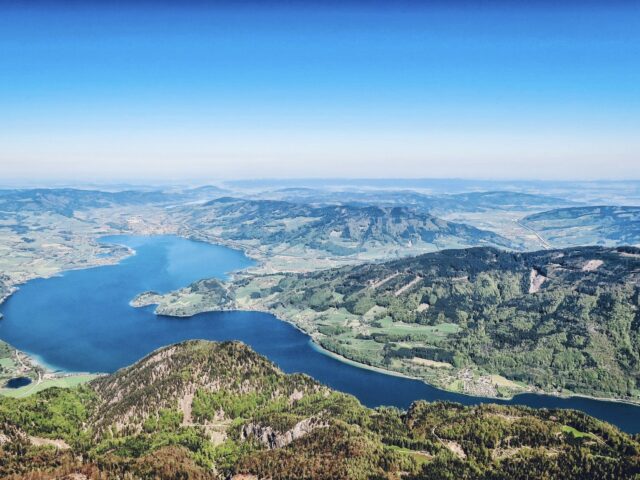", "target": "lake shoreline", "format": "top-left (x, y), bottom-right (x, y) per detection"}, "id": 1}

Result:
top-left (267, 309), bottom-right (640, 408)
top-left (144, 301), bottom-right (640, 410)
top-left (118, 233), bottom-right (640, 410)
top-left (2, 234), bottom-right (639, 435)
